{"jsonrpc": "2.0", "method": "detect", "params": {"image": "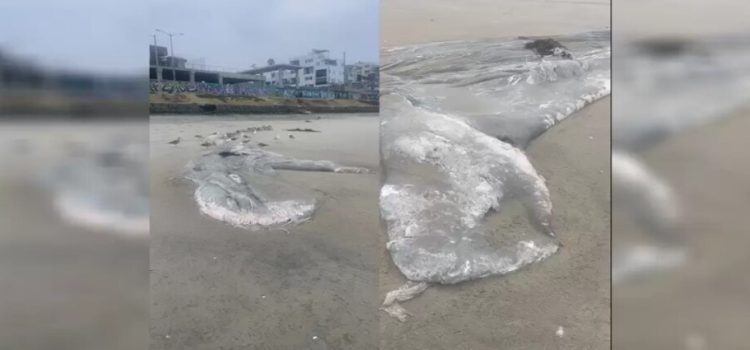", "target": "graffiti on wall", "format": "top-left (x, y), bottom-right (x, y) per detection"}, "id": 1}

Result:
top-left (149, 80), bottom-right (375, 101)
